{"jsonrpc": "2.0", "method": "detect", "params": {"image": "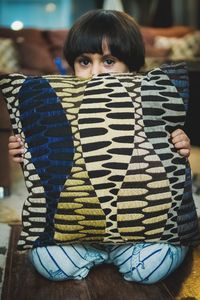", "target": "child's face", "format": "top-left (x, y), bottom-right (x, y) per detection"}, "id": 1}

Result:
top-left (74, 40), bottom-right (129, 78)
